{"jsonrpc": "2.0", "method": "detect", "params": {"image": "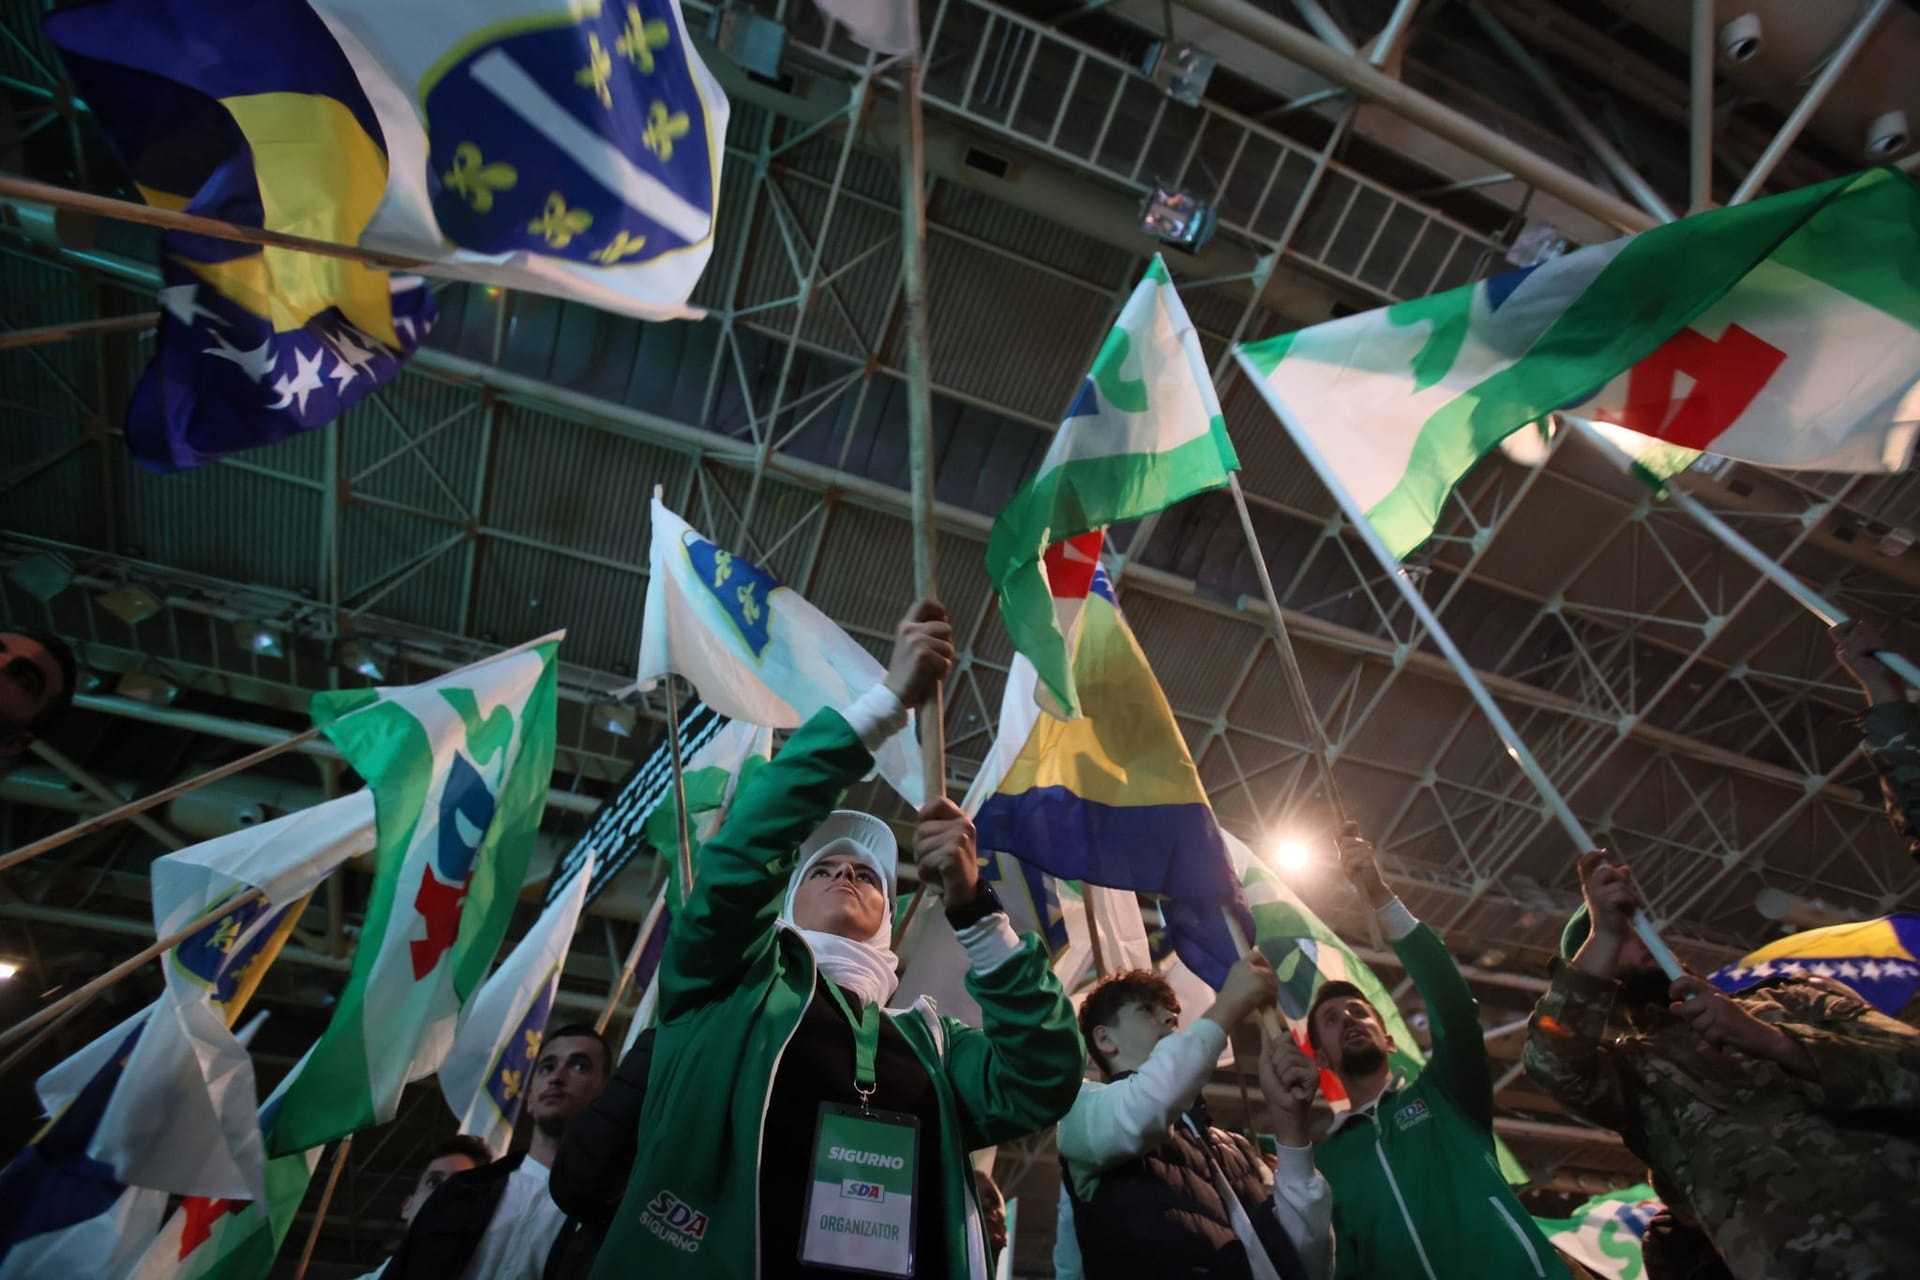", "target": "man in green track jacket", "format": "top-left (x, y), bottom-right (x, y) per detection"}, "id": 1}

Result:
top-left (1306, 827), bottom-right (1567, 1280)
